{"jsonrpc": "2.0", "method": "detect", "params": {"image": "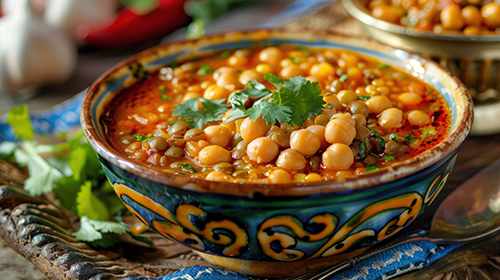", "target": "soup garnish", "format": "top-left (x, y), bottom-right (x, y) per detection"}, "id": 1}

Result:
top-left (102, 46), bottom-right (451, 184)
